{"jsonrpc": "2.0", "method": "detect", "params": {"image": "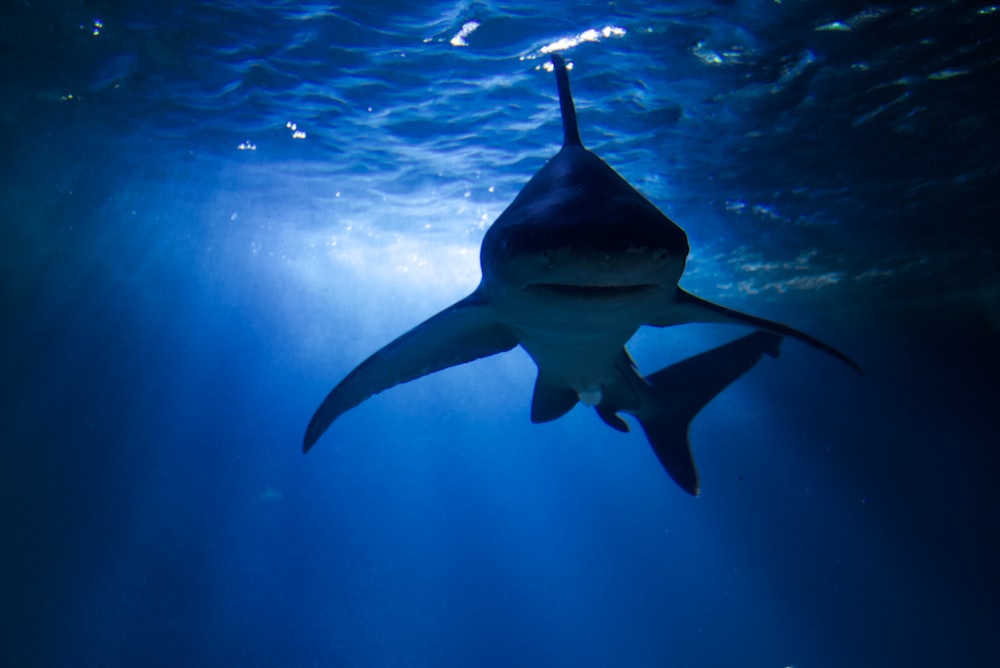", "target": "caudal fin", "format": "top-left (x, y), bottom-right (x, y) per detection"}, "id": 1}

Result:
top-left (637, 409), bottom-right (701, 496)
top-left (632, 331), bottom-right (782, 496)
